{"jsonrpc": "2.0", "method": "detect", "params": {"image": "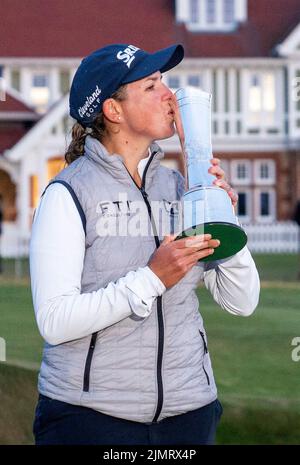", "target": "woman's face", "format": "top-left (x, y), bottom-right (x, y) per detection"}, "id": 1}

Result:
top-left (119, 71), bottom-right (175, 143)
